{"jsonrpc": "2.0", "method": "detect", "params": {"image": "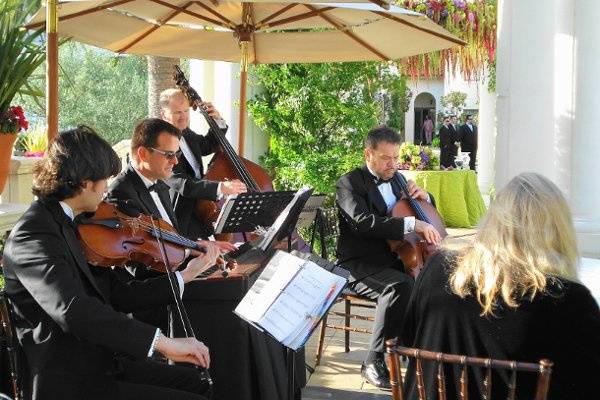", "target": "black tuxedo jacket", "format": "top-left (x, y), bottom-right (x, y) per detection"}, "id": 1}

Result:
top-left (108, 164), bottom-right (181, 233)
top-left (2, 200), bottom-right (177, 399)
top-left (168, 128), bottom-right (220, 239)
top-left (439, 124), bottom-right (458, 167)
top-left (458, 123), bottom-right (478, 153)
top-left (335, 166), bottom-right (410, 282)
